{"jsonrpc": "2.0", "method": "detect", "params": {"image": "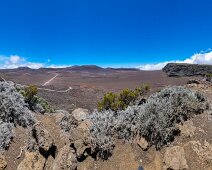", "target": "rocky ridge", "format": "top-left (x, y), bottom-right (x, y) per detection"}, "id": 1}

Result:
top-left (163, 63), bottom-right (212, 77)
